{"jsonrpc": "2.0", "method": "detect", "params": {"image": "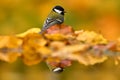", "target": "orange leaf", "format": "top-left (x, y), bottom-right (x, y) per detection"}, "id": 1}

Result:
top-left (0, 36), bottom-right (22, 62)
top-left (22, 33), bottom-right (51, 65)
